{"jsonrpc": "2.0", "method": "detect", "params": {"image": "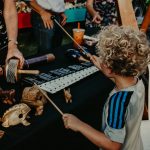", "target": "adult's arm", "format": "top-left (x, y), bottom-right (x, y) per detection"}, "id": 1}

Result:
top-left (4, 0), bottom-right (24, 68)
top-left (29, 0), bottom-right (54, 29)
top-left (86, 0), bottom-right (102, 24)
